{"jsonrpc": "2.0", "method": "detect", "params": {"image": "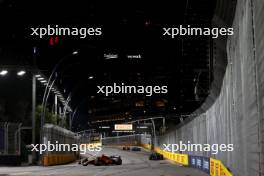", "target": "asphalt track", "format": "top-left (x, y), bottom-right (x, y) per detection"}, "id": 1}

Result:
top-left (0, 147), bottom-right (208, 176)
